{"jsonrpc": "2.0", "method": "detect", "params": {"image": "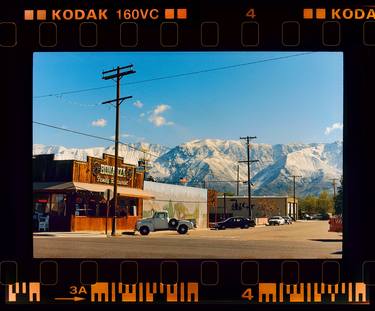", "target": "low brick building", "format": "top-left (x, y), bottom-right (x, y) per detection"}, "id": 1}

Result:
top-left (214, 195), bottom-right (299, 222)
